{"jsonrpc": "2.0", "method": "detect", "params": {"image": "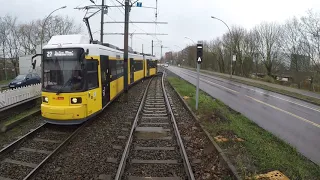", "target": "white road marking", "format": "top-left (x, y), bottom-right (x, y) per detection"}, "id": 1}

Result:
top-left (178, 68), bottom-right (320, 113)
